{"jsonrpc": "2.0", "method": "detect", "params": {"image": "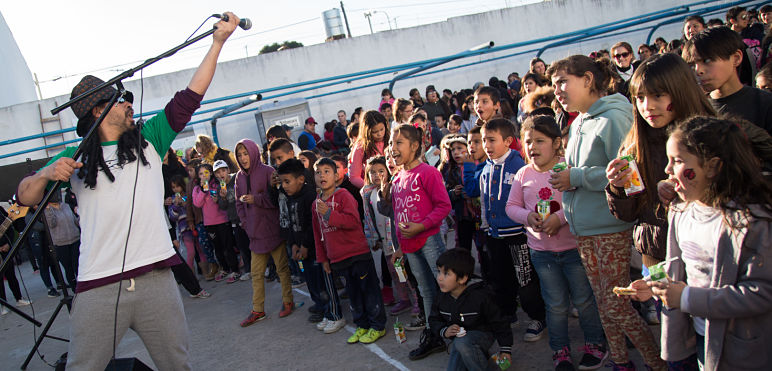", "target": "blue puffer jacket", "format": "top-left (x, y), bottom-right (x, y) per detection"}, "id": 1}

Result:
top-left (480, 149), bottom-right (525, 238)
